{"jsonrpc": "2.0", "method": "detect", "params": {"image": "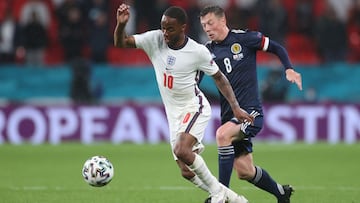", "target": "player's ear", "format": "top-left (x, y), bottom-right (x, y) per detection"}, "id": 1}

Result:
top-left (181, 24), bottom-right (186, 31)
top-left (221, 16), bottom-right (226, 24)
